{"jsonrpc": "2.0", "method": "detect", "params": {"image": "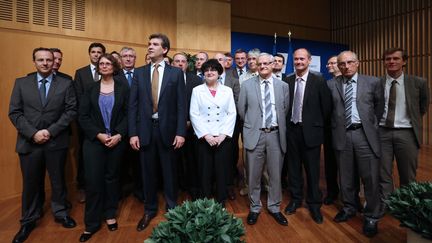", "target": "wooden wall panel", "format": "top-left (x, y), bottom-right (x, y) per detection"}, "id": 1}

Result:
top-left (231, 0), bottom-right (331, 42)
top-left (0, 0), bottom-right (231, 200)
top-left (331, 0), bottom-right (432, 145)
